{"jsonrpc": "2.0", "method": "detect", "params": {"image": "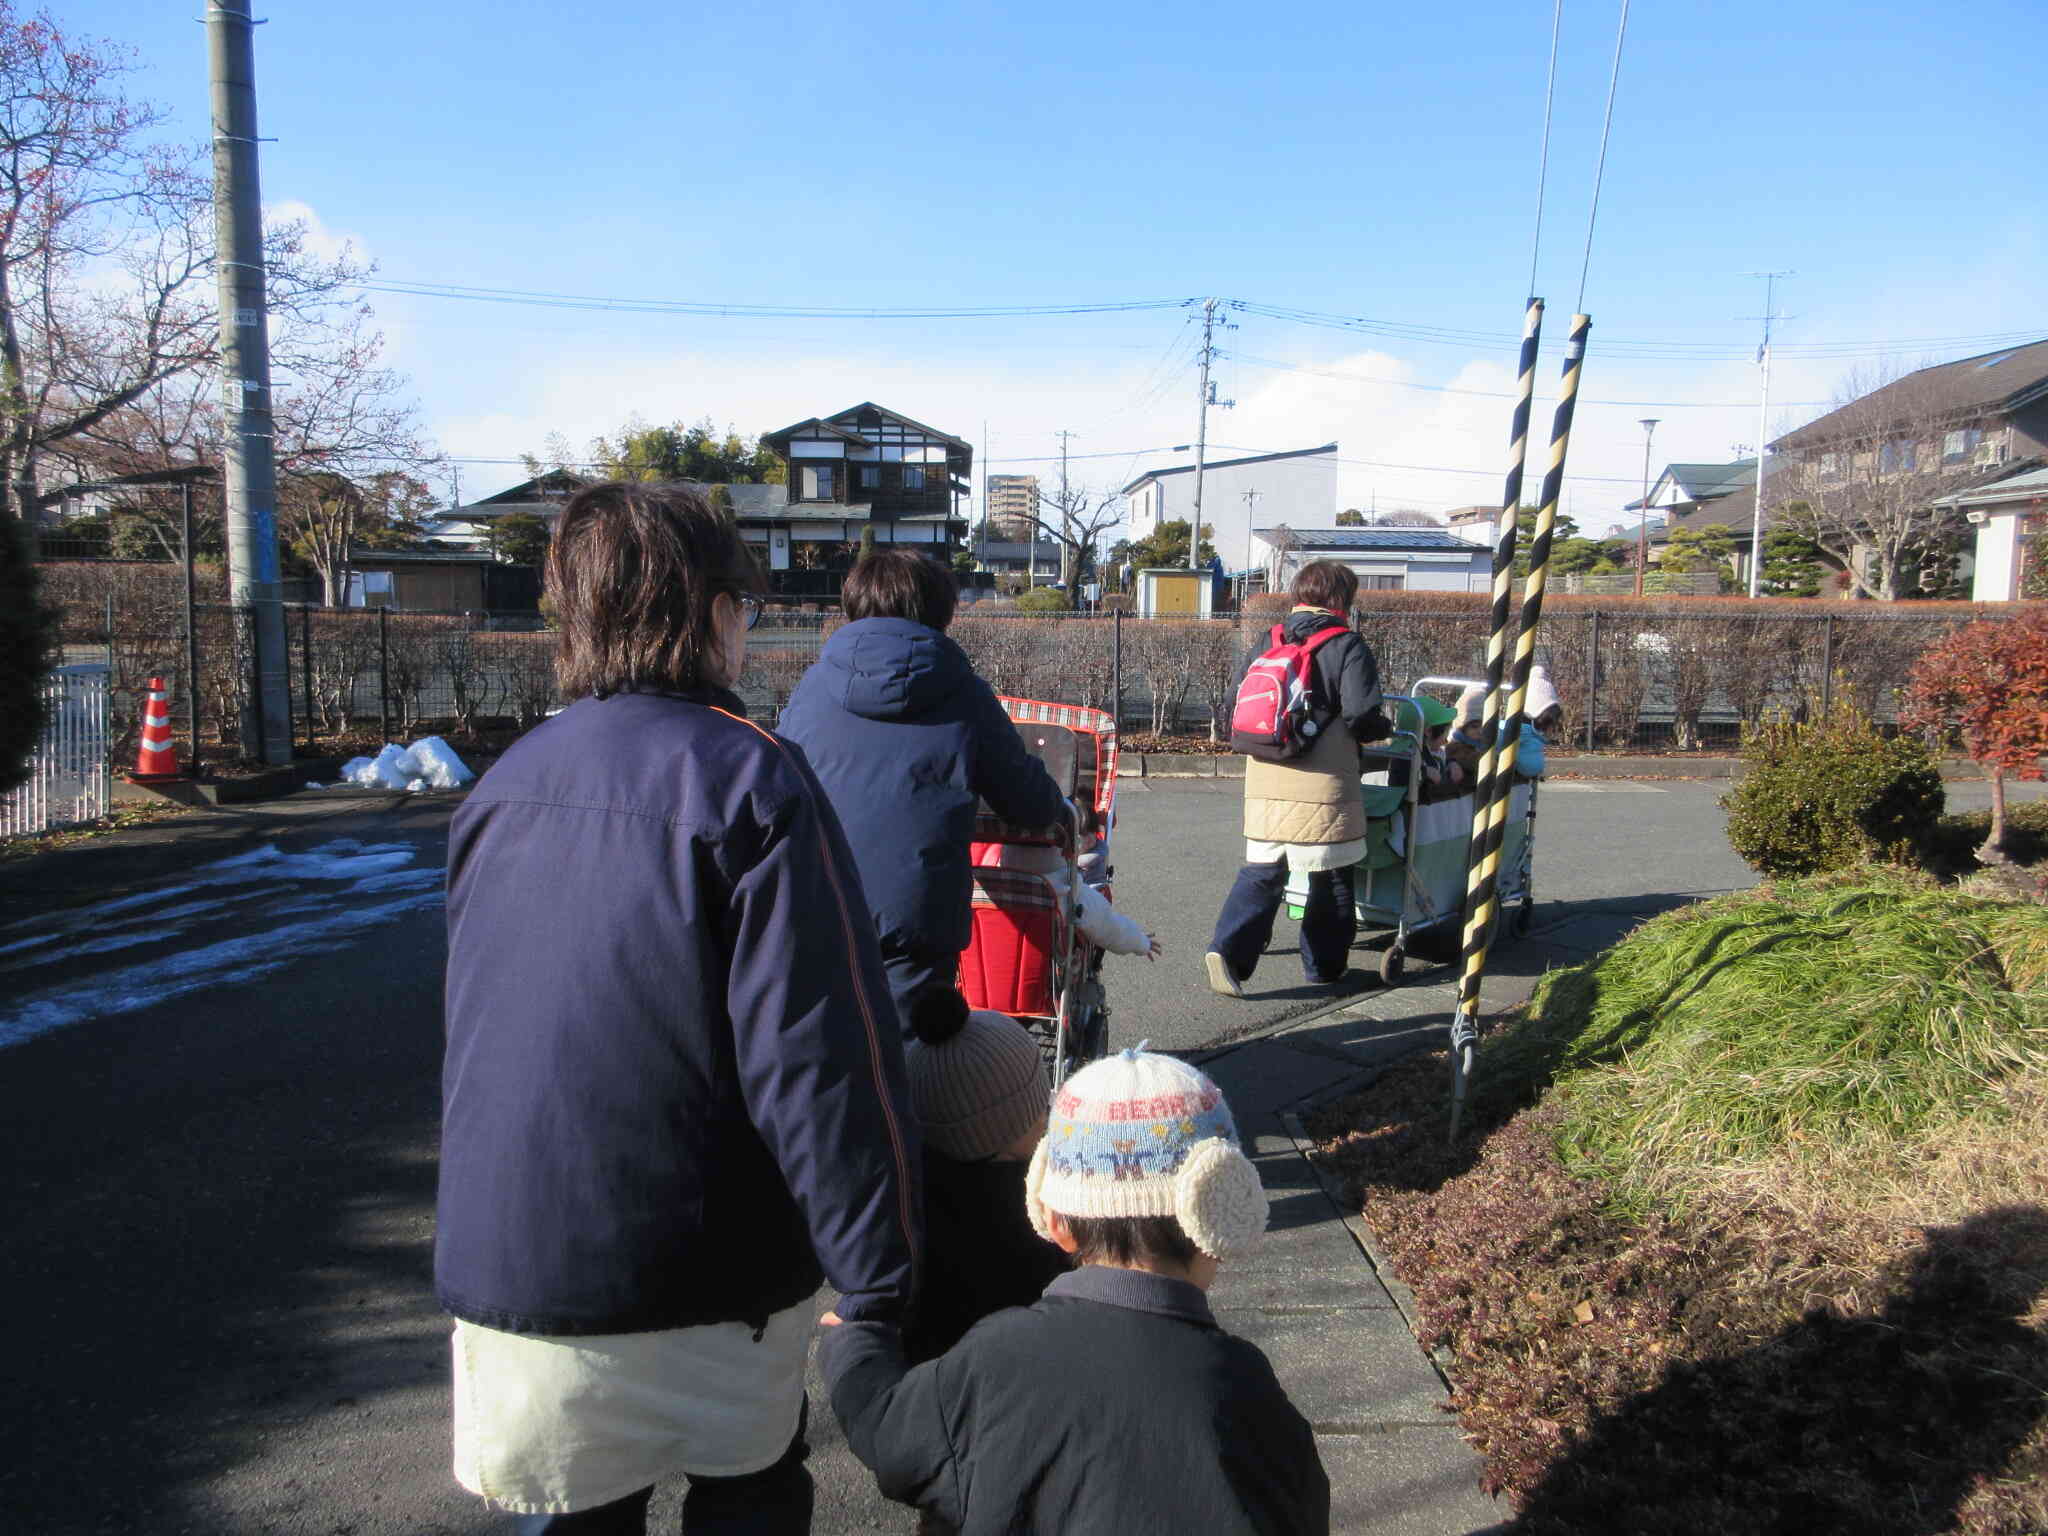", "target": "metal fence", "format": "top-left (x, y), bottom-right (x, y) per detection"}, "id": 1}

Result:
top-left (3, 666), bottom-right (112, 837)
top-left (44, 597), bottom-right (2002, 774)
